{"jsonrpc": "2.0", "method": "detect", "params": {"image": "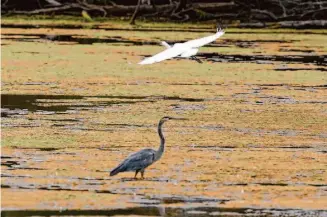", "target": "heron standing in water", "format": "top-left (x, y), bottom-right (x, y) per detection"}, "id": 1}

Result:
top-left (110, 116), bottom-right (186, 179)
